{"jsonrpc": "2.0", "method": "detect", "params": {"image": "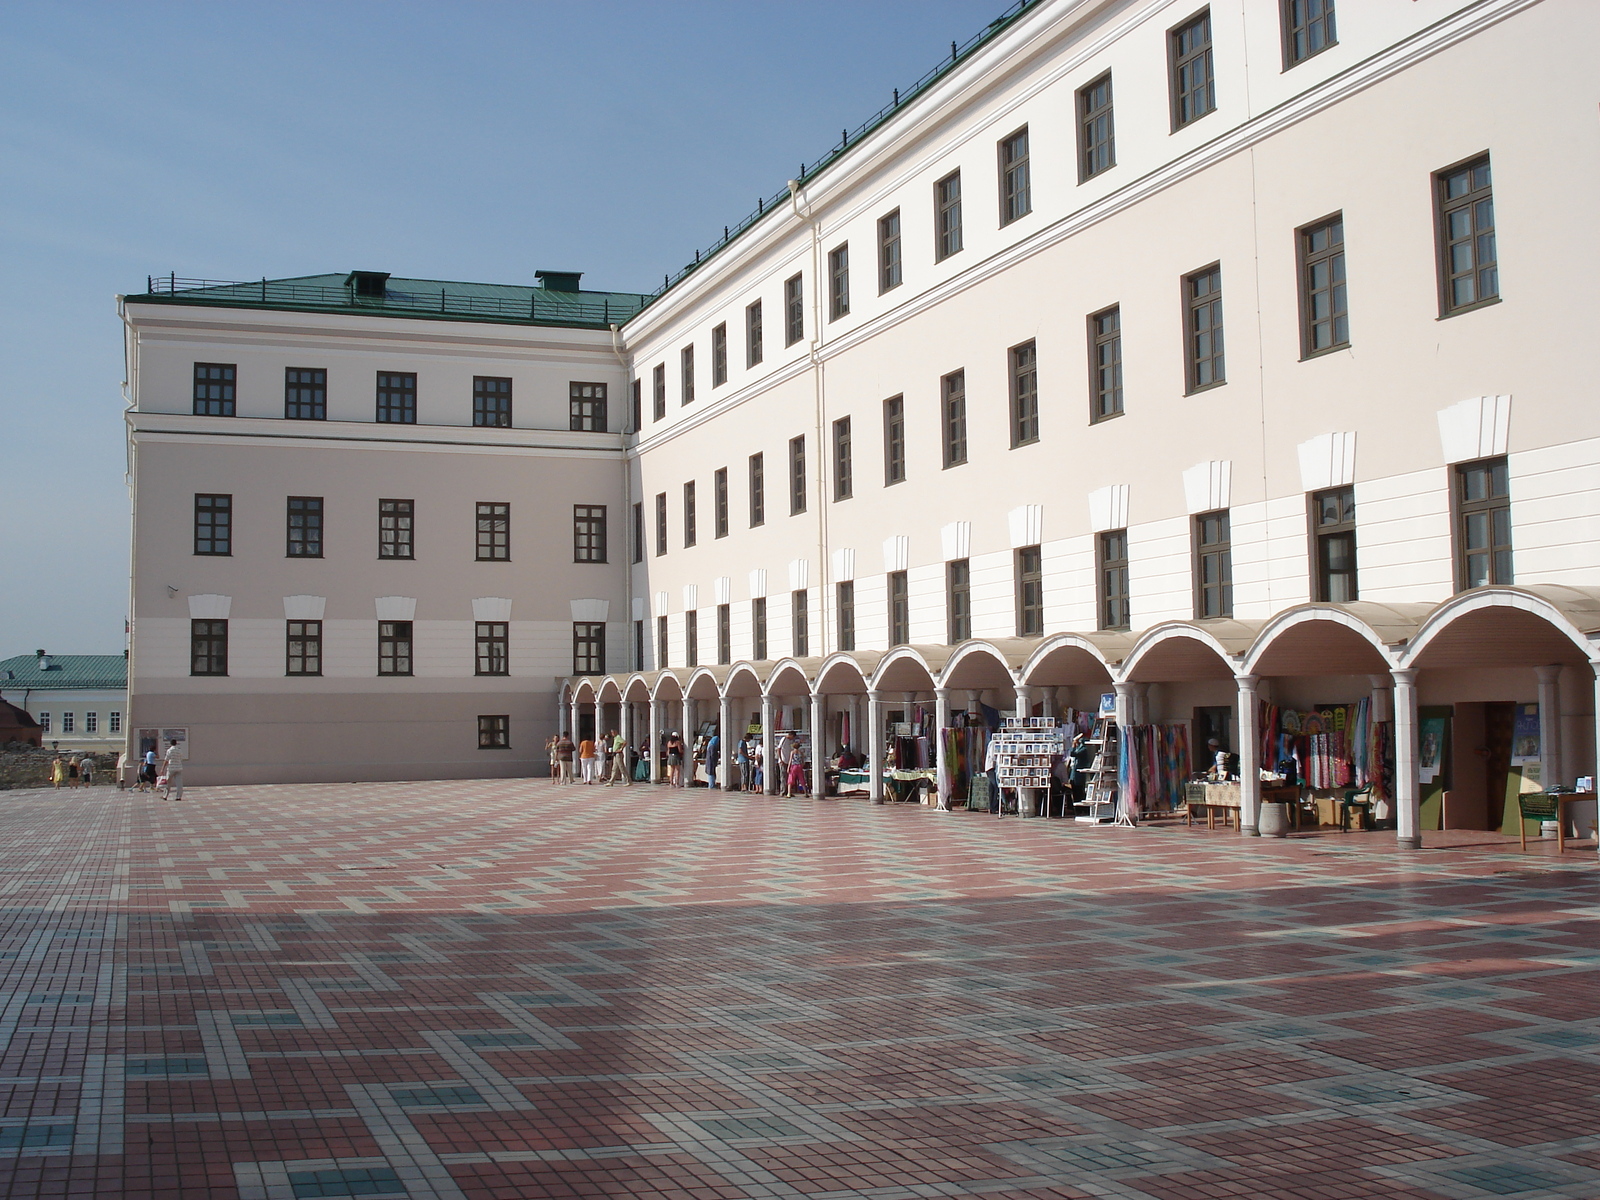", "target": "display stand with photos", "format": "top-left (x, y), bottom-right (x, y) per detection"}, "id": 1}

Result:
top-left (992, 717), bottom-right (1065, 818)
top-left (1079, 708), bottom-right (1121, 825)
